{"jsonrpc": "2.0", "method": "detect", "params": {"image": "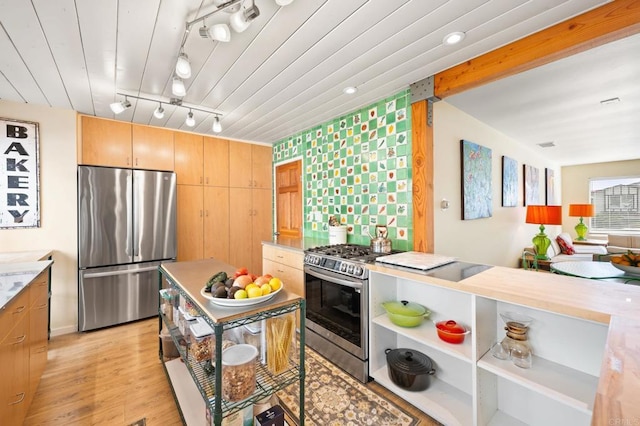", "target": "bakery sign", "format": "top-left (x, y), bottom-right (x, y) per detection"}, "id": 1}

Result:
top-left (0, 118), bottom-right (40, 228)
